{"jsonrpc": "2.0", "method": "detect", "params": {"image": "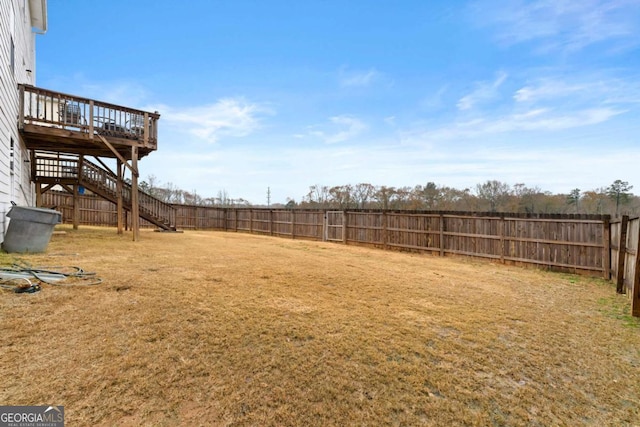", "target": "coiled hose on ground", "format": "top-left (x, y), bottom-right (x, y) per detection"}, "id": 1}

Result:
top-left (0, 261), bottom-right (102, 293)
